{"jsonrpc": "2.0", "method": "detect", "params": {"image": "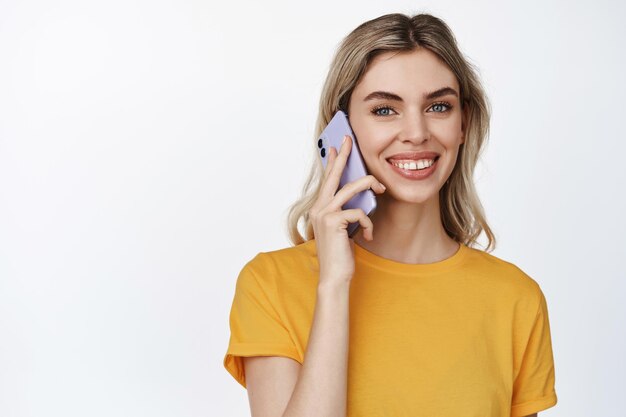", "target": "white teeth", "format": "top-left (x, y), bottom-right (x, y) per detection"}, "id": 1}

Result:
top-left (391, 159), bottom-right (435, 171)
